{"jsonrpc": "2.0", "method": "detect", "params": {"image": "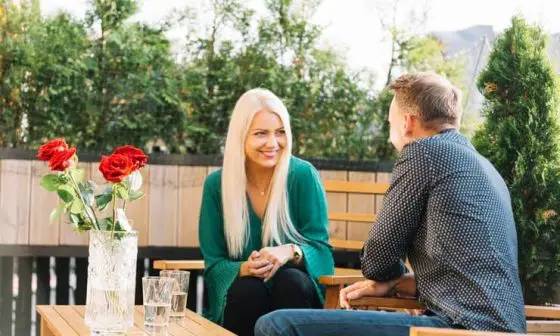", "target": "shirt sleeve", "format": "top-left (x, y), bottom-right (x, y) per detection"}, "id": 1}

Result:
top-left (198, 173), bottom-right (242, 323)
top-left (361, 142), bottom-right (431, 282)
top-left (294, 163), bottom-right (335, 283)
